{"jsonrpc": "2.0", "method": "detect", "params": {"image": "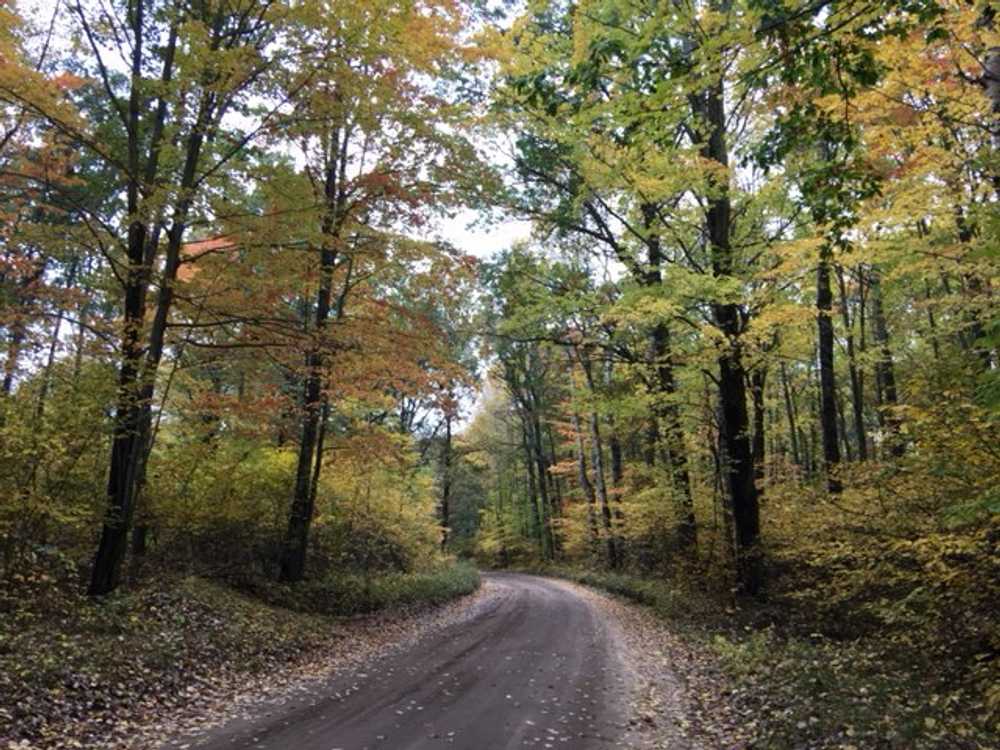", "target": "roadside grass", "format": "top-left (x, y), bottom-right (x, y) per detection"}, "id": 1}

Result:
top-left (518, 564), bottom-right (999, 749)
top-left (241, 560), bottom-right (481, 616)
top-left (0, 560), bottom-right (479, 748)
